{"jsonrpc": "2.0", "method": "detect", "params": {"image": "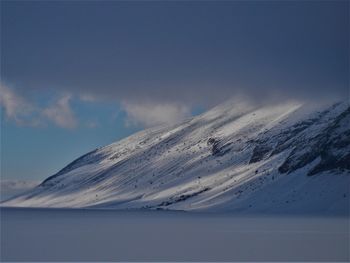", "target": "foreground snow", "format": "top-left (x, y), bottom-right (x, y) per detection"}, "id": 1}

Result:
top-left (1, 207), bottom-right (348, 261)
top-left (2, 99), bottom-right (349, 214)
